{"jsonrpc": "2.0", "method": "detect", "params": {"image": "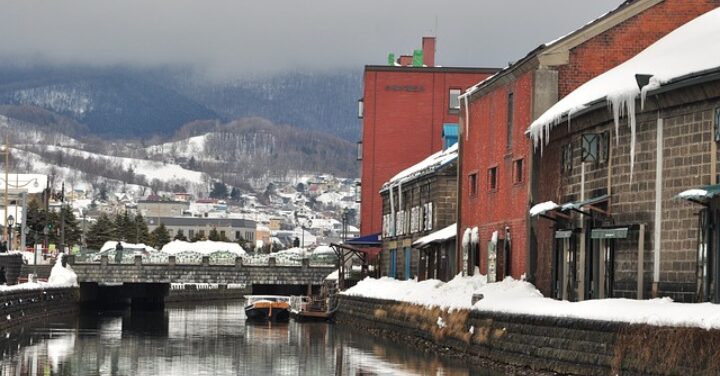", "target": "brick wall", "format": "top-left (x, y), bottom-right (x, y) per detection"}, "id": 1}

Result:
top-left (337, 295), bottom-right (720, 375)
top-left (361, 67), bottom-right (496, 235)
top-left (558, 0), bottom-right (720, 98)
top-left (535, 78), bottom-right (720, 302)
top-left (460, 70), bottom-right (534, 279)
